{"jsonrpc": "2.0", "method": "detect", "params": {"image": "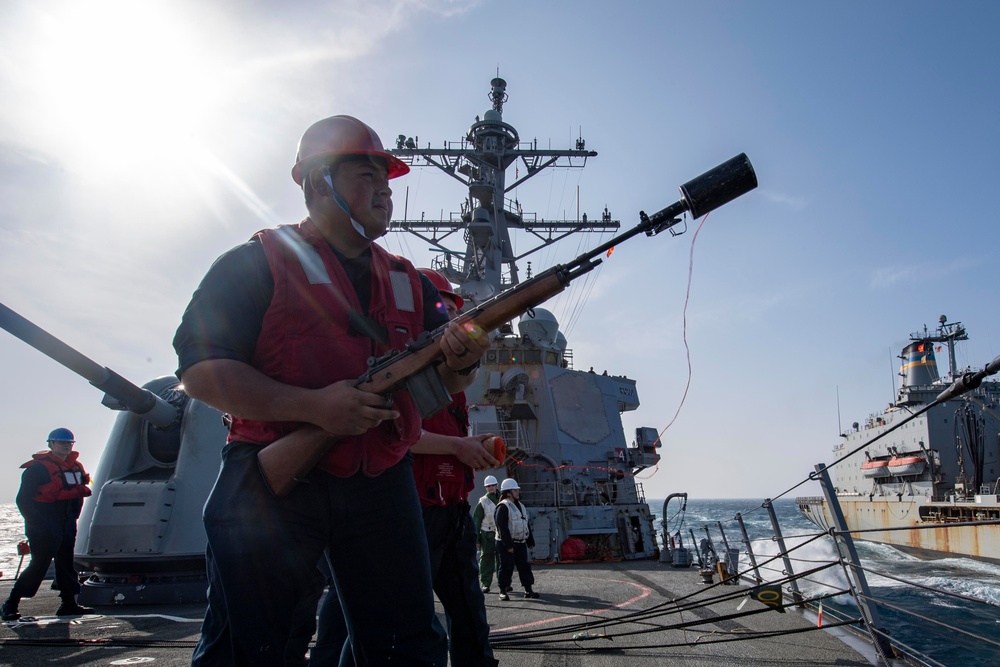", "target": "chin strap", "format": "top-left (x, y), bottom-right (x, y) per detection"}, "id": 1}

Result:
top-left (322, 166), bottom-right (381, 241)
